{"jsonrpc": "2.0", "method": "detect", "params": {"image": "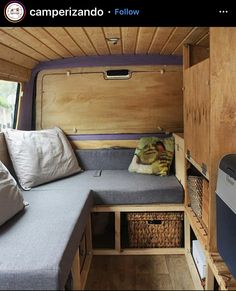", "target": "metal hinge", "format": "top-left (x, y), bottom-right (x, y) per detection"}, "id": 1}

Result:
top-left (202, 163), bottom-right (207, 176)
